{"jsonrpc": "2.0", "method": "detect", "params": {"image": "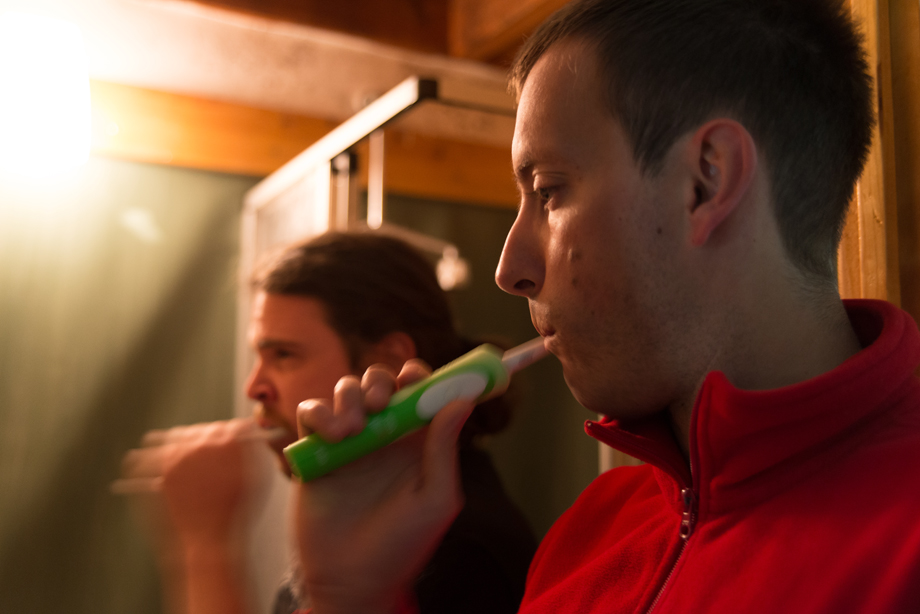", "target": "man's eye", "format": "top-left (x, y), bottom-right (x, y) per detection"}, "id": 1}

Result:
top-left (535, 187), bottom-right (555, 206)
